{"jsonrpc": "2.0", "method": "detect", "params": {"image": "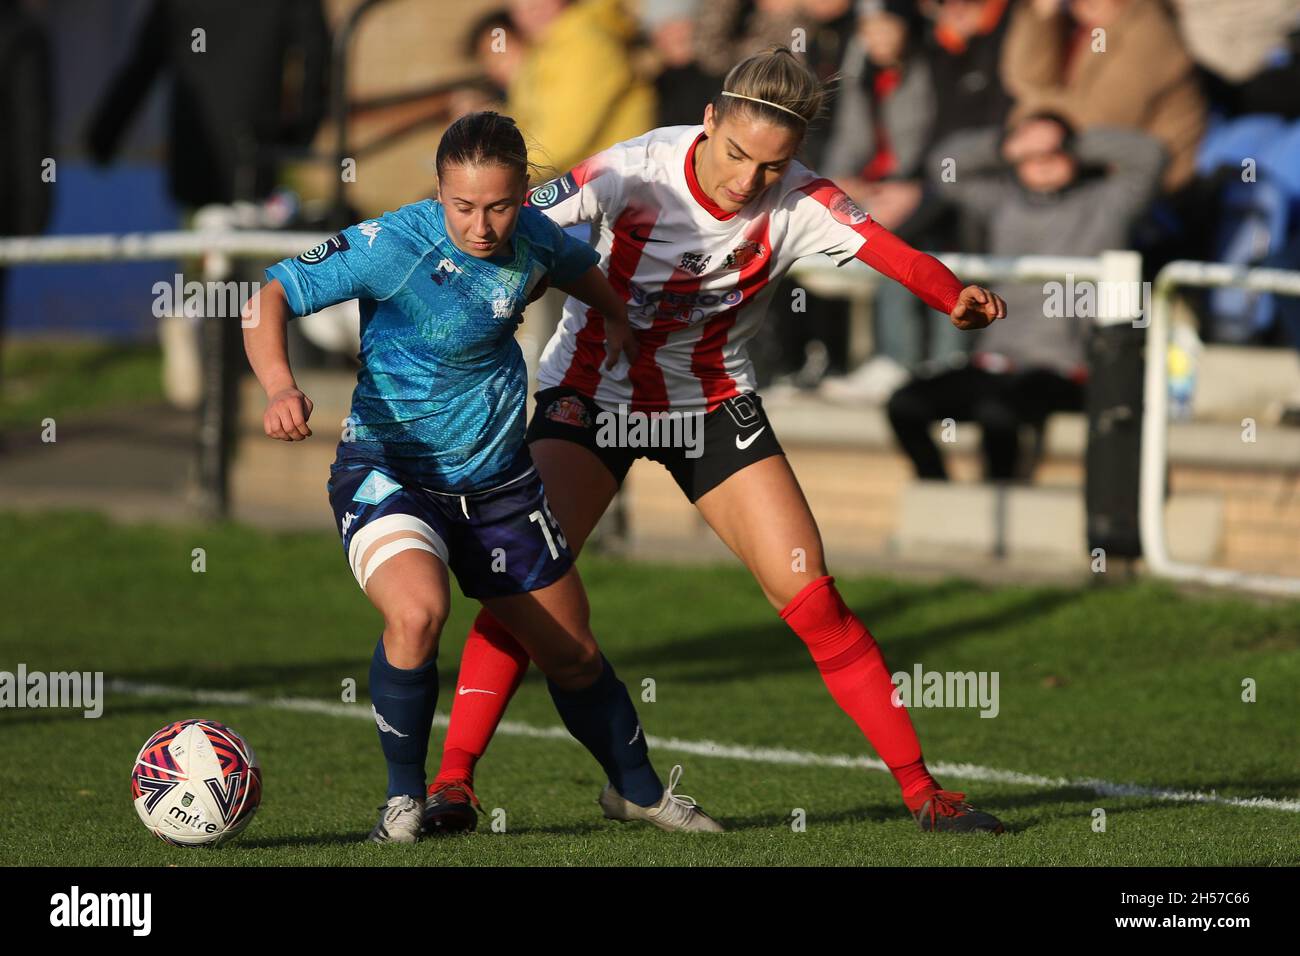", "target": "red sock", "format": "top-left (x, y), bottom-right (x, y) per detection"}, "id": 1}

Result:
top-left (781, 575), bottom-right (938, 801)
top-left (433, 609), bottom-right (530, 787)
